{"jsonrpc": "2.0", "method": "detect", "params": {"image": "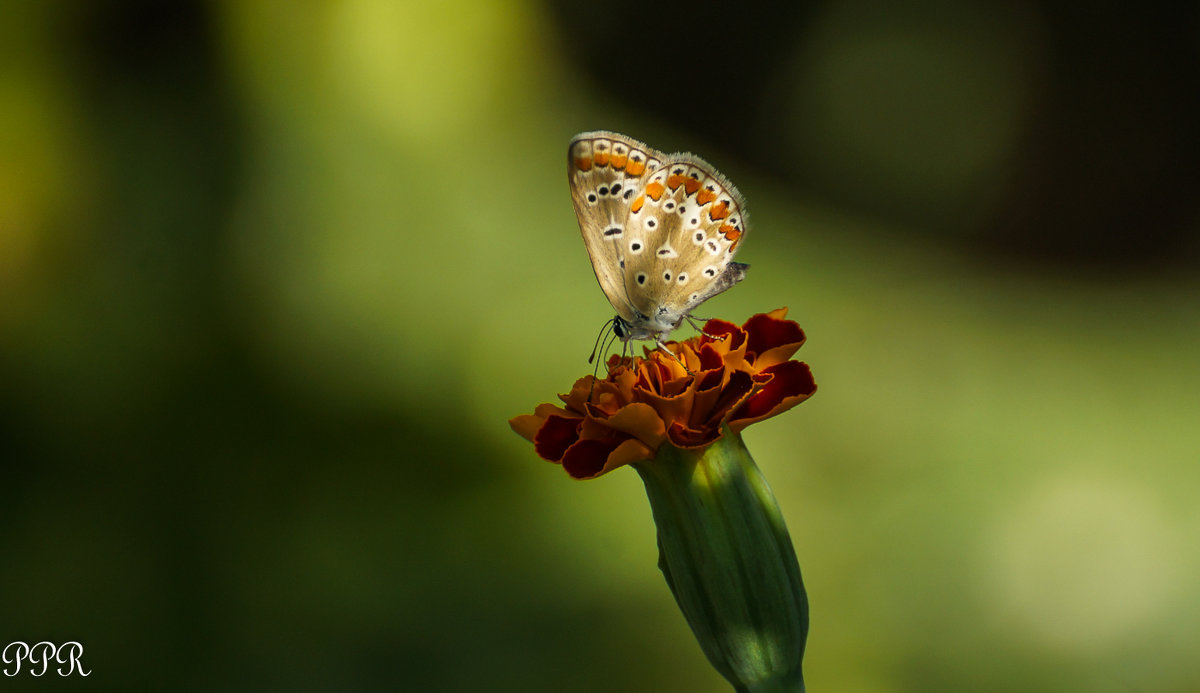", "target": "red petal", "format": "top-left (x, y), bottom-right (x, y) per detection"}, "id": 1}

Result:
top-left (744, 311), bottom-right (806, 361)
top-left (710, 370), bottom-right (755, 422)
top-left (701, 318), bottom-right (746, 351)
top-left (729, 361), bottom-right (817, 428)
top-left (695, 366), bottom-right (723, 392)
top-left (561, 437), bottom-right (623, 479)
top-left (534, 414), bottom-right (583, 462)
top-left (697, 342), bottom-right (726, 371)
